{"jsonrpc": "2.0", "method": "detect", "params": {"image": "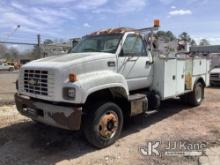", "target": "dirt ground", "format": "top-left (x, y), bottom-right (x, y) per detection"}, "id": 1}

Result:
top-left (0, 72), bottom-right (18, 103)
top-left (0, 87), bottom-right (220, 165)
